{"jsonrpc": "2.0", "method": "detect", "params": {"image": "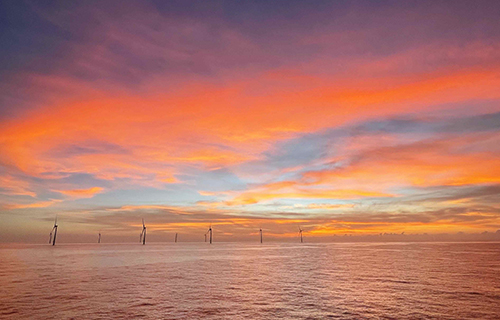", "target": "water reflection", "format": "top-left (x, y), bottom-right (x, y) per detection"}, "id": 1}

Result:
top-left (0, 242), bottom-right (499, 319)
